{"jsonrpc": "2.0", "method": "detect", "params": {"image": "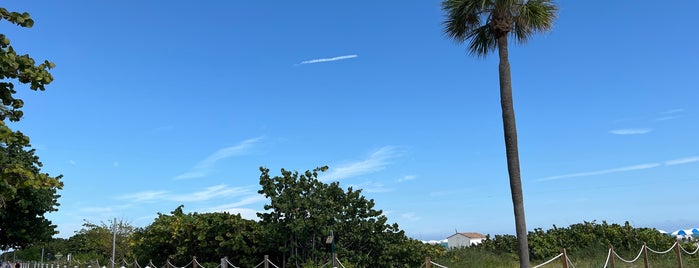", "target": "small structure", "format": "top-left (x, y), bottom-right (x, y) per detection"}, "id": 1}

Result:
top-left (447, 232), bottom-right (486, 249)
